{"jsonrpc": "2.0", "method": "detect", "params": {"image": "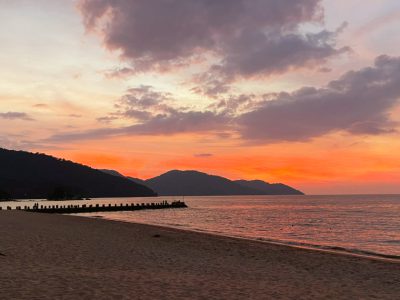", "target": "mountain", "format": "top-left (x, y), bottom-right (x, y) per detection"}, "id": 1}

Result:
top-left (99, 169), bottom-right (304, 196)
top-left (235, 180), bottom-right (303, 195)
top-left (0, 148), bottom-right (156, 199)
top-left (99, 169), bottom-right (145, 185)
top-left (99, 169), bottom-right (125, 178)
top-left (126, 176), bottom-right (146, 185)
top-left (145, 170), bottom-right (264, 196)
